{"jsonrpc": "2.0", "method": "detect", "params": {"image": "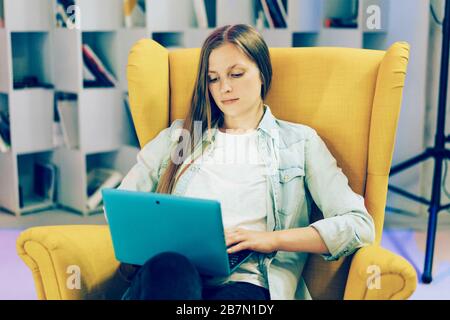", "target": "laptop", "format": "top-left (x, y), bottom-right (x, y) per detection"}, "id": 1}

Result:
top-left (102, 188), bottom-right (254, 276)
